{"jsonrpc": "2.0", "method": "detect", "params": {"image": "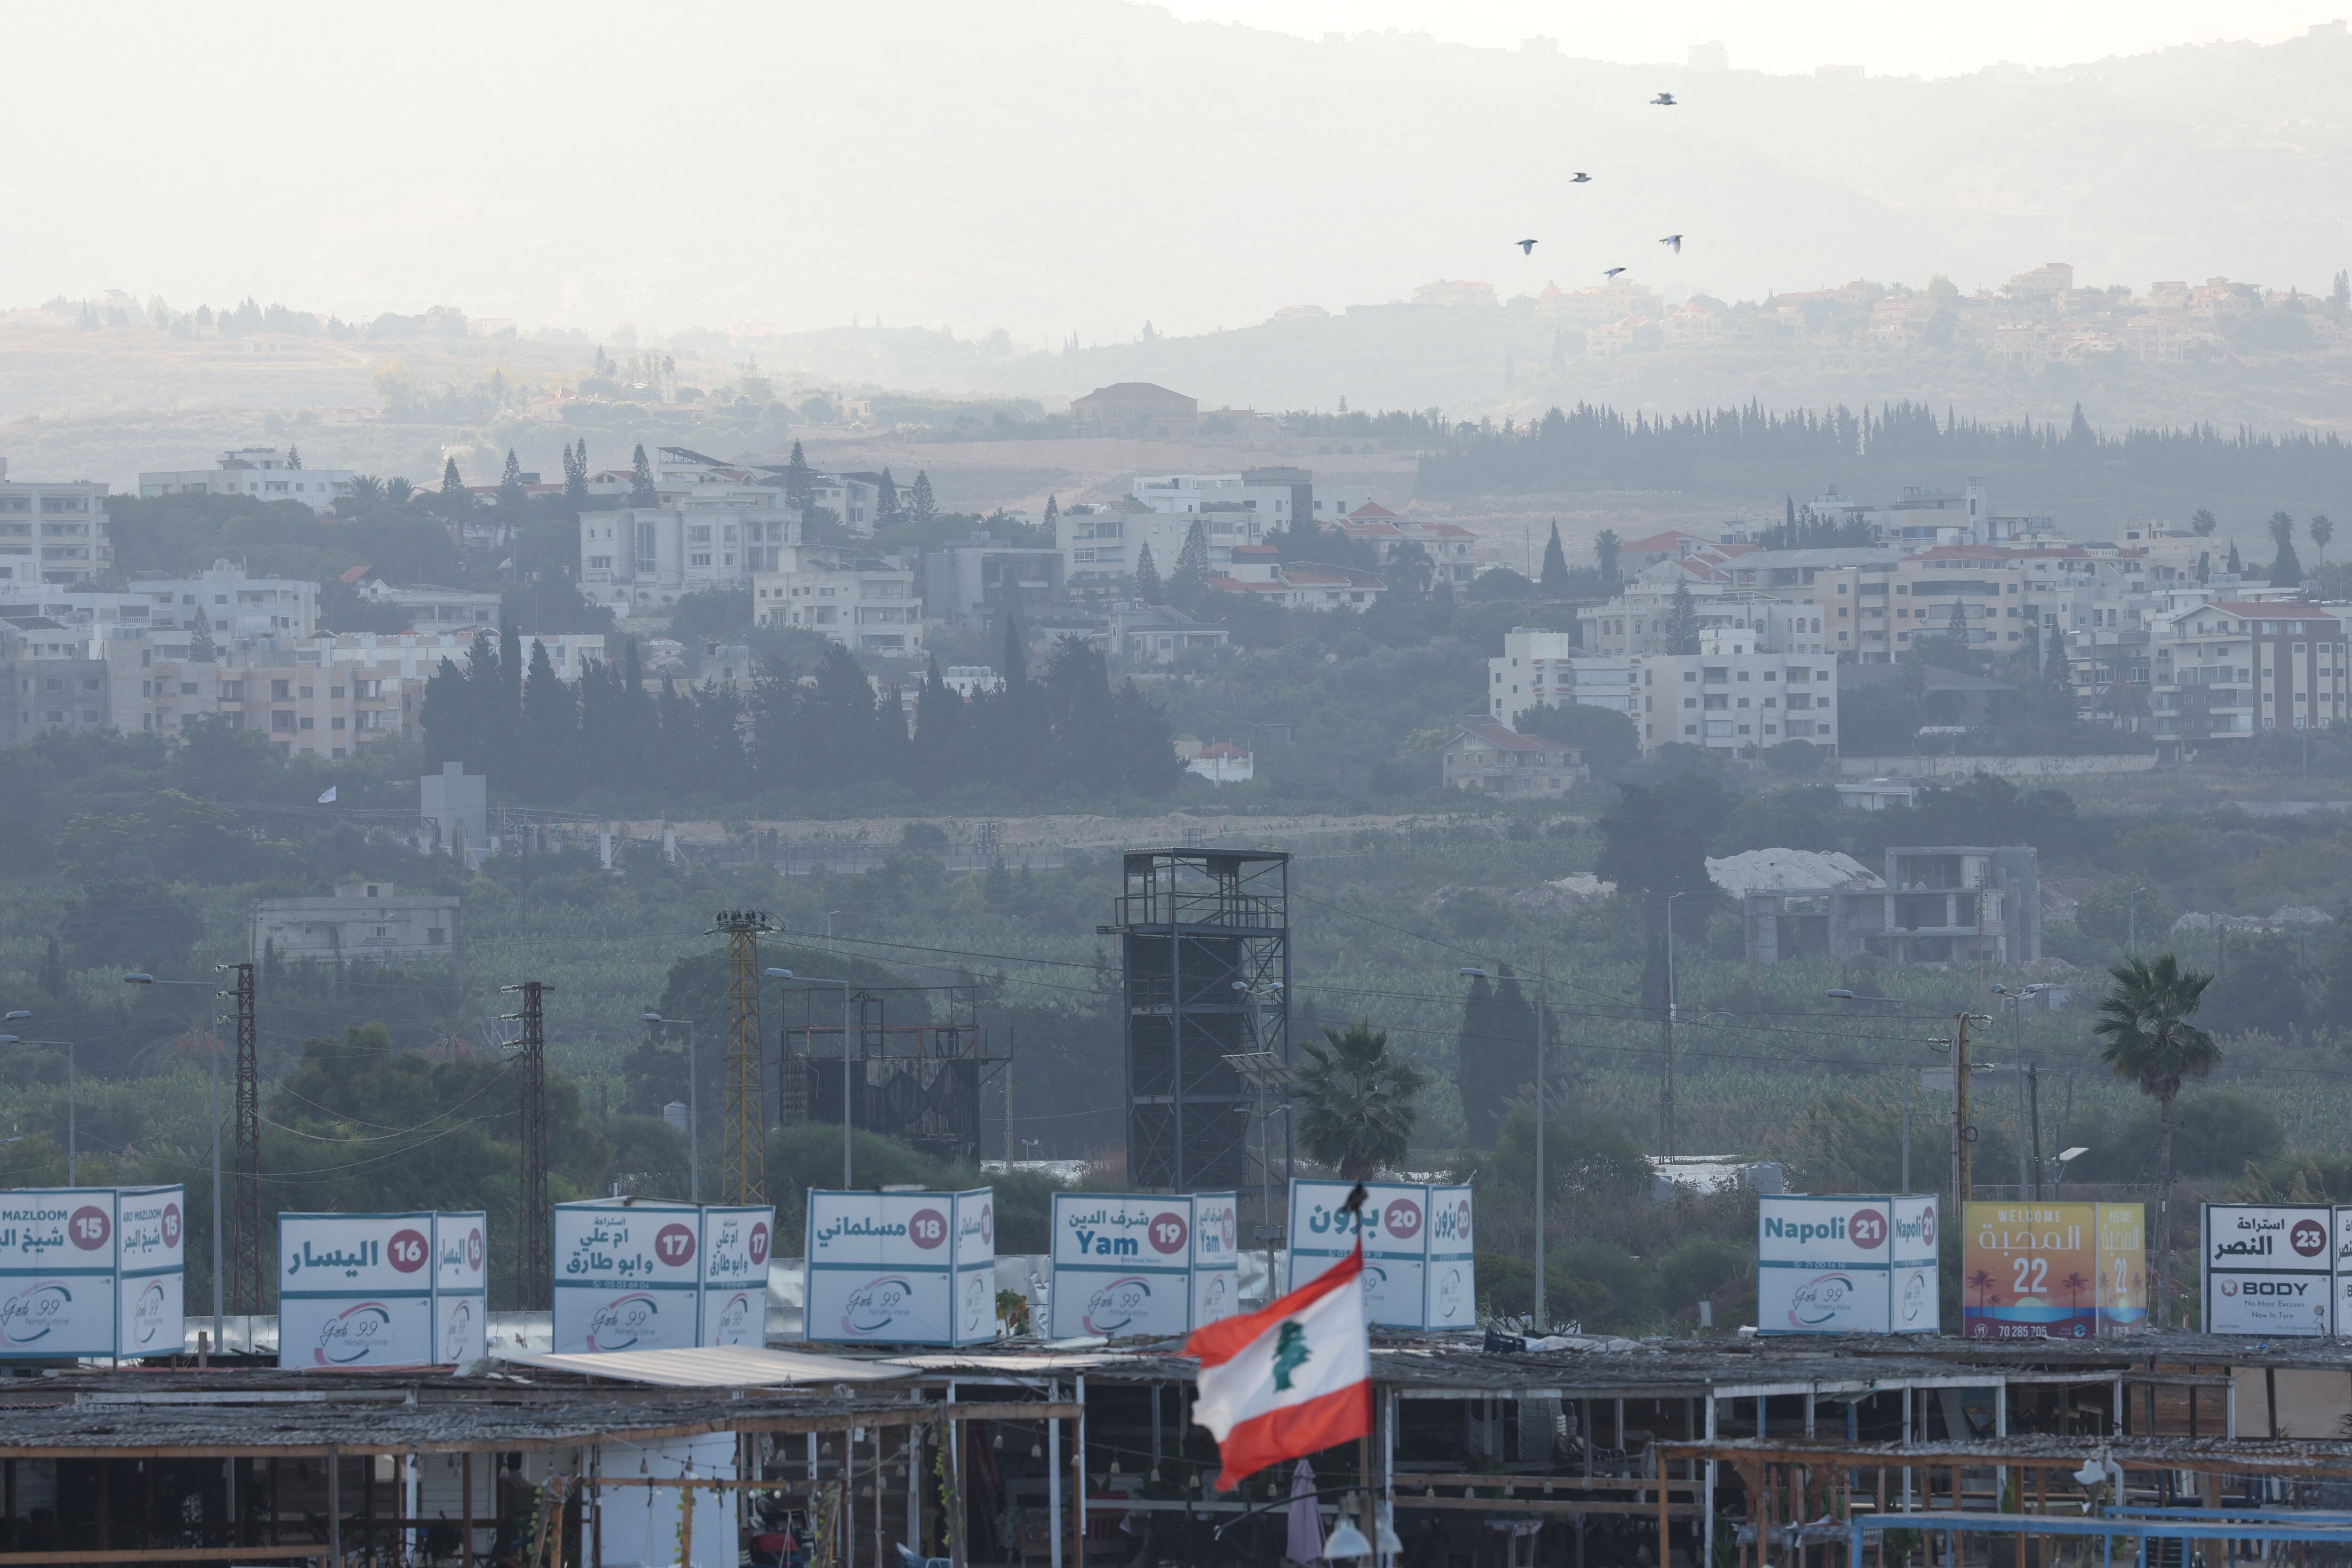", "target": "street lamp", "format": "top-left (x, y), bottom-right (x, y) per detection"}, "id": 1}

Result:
top-left (1, 1011), bottom-right (76, 1184)
top-left (2054, 1146), bottom-right (2089, 1196)
top-left (769, 969), bottom-right (855, 1187)
top-left (126, 973), bottom-right (230, 1353)
top-left (640, 1012), bottom-right (698, 1202)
